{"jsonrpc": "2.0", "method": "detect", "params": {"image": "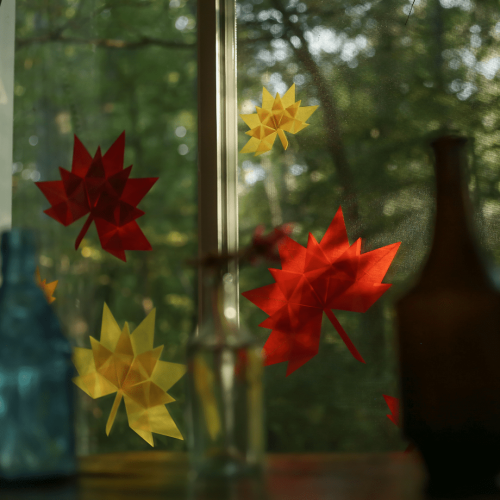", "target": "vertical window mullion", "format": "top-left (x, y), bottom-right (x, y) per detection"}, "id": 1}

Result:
top-left (197, 0), bottom-right (238, 327)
